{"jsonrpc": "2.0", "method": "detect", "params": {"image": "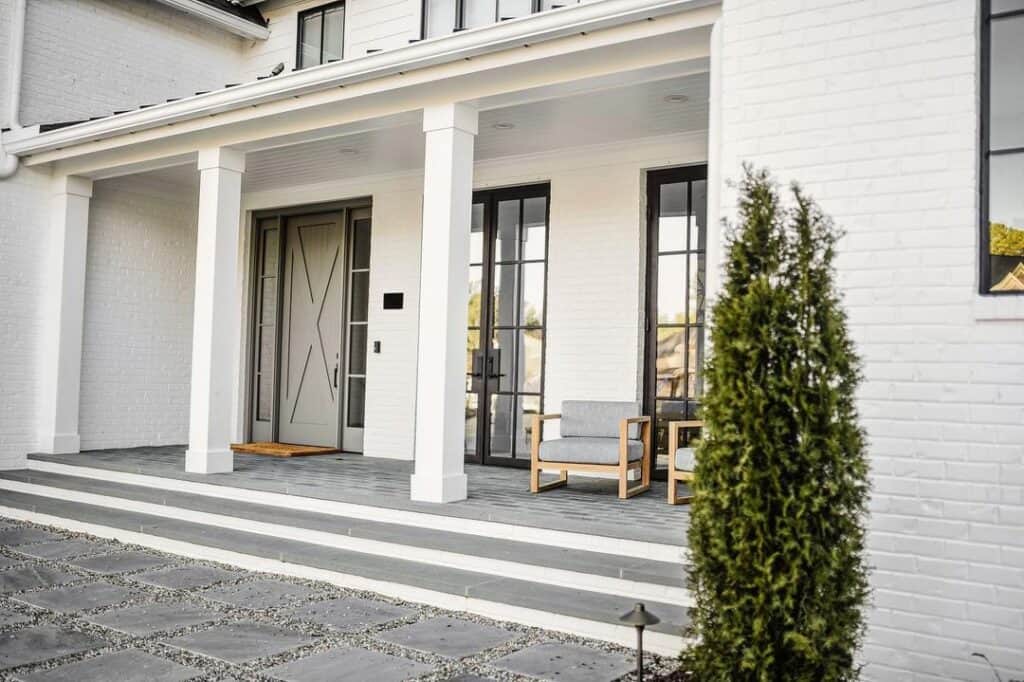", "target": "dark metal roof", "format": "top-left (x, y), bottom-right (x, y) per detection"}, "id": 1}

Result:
top-left (197, 0), bottom-right (267, 27)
